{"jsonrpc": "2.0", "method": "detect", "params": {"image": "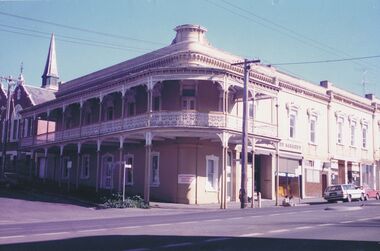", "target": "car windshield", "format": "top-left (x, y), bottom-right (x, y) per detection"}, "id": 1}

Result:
top-left (326, 185), bottom-right (342, 192)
